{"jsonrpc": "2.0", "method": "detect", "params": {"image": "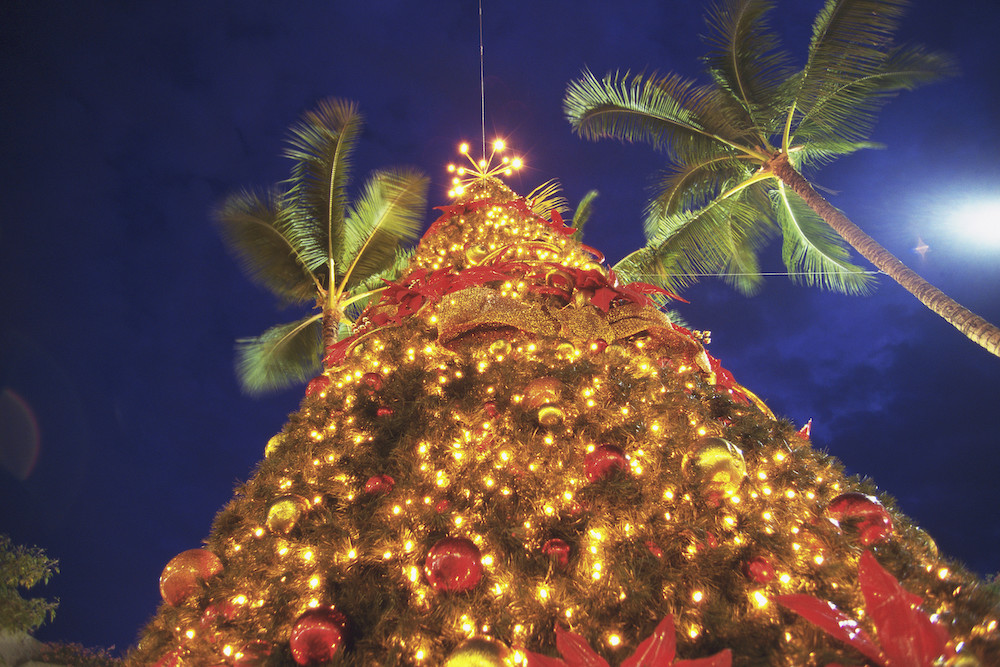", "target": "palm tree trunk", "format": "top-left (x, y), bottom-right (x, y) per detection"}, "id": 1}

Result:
top-left (767, 152), bottom-right (1000, 358)
top-left (321, 307), bottom-right (339, 370)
